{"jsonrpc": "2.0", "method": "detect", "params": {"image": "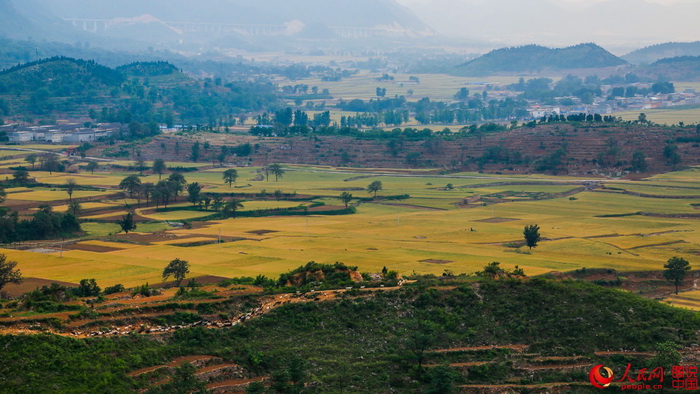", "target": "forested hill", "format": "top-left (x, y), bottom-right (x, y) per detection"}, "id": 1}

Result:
top-left (638, 56), bottom-right (700, 81)
top-left (623, 41), bottom-right (700, 65)
top-left (0, 57), bottom-right (279, 125)
top-left (0, 57), bottom-right (124, 91)
top-left (1, 278), bottom-right (699, 392)
top-left (453, 43), bottom-right (627, 76)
